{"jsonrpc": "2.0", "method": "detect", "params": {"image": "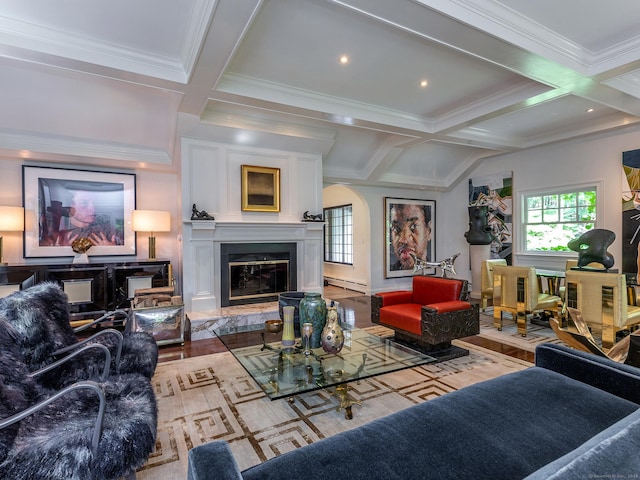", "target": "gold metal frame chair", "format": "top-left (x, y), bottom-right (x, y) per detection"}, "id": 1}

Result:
top-left (564, 270), bottom-right (640, 349)
top-left (480, 259), bottom-right (507, 311)
top-left (492, 265), bottom-right (561, 337)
